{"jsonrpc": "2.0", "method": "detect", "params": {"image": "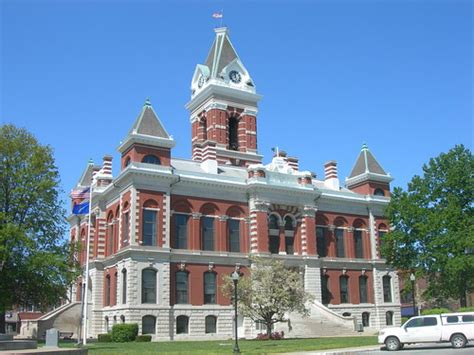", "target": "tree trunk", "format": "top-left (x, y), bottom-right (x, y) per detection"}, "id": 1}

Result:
top-left (266, 321), bottom-right (272, 338)
top-left (460, 293), bottom-right (467, 308)
top-left (0, 304), bottom-right (6, 334)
